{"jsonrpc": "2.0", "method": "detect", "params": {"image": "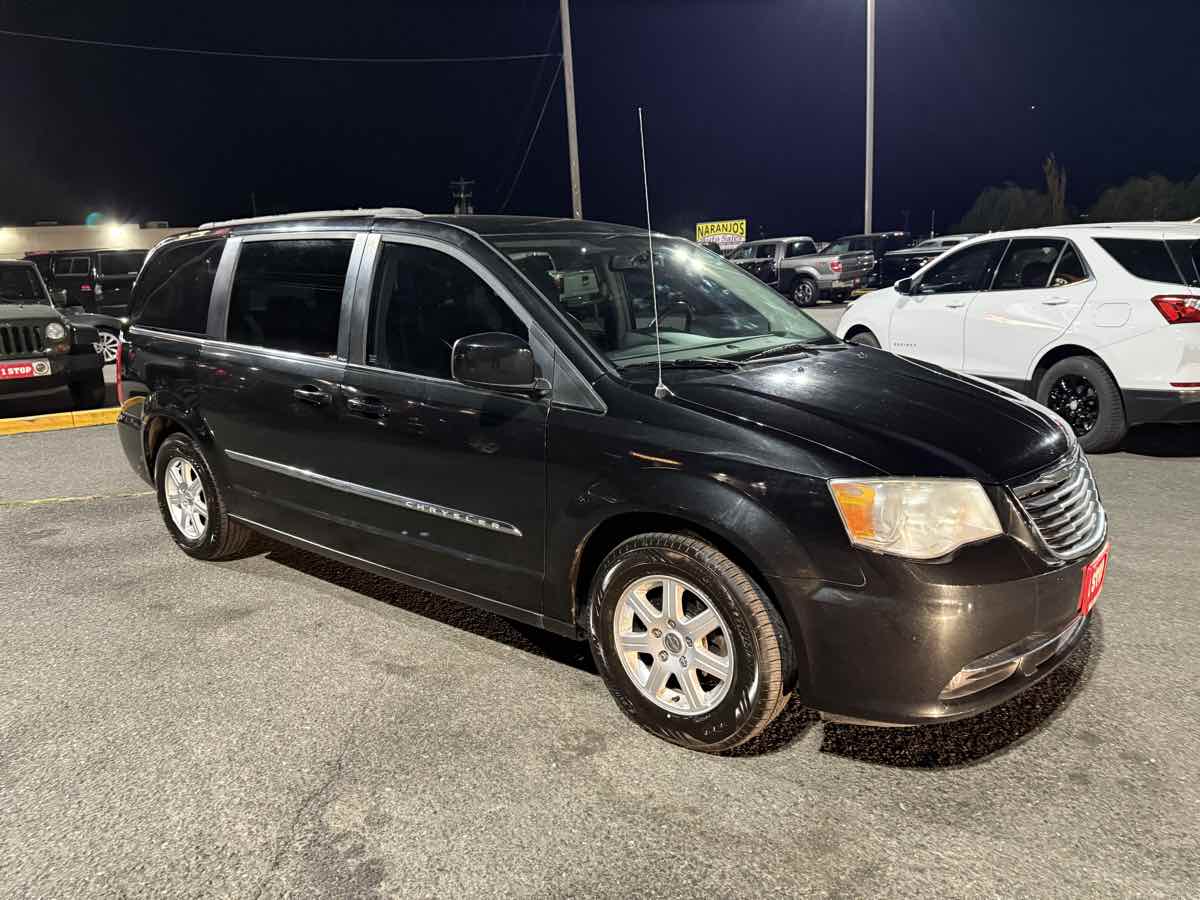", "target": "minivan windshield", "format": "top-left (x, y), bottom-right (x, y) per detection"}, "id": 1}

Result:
top-left (0, 265), bottom-right (49, 304)
top-left (489, 234), bottom-right (836, 371)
